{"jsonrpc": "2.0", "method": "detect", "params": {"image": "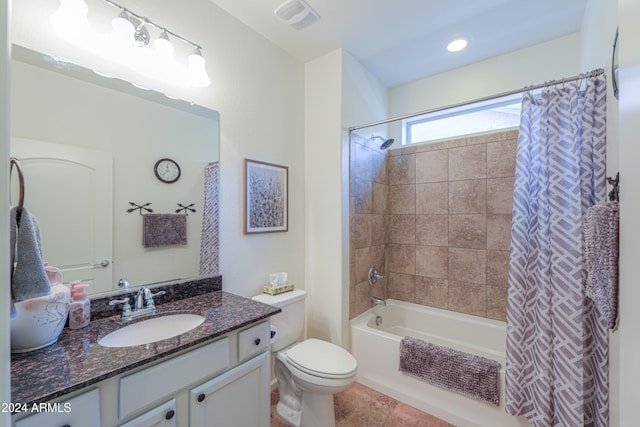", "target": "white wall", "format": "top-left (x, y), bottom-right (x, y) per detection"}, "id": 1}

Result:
top-left (617, 0), bottom-right (640, 424)
top-left (1, 0), bottom-right (11, 423)
top-left (9, 0), bottom-right (306, 299)
top-left (388, 32), bottom-right (581, 119)
top-left (304, 50), bottom-right (344, 344)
